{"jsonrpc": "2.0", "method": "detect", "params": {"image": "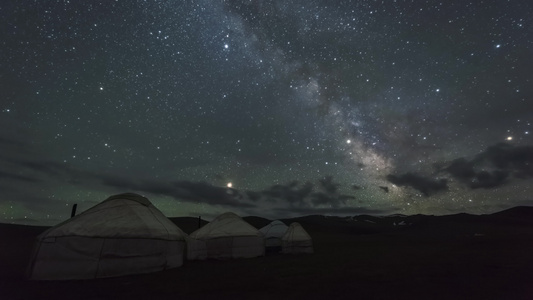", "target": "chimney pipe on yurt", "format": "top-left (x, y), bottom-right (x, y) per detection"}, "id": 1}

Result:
top-left (70, 204), bottom-right (77, 218)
